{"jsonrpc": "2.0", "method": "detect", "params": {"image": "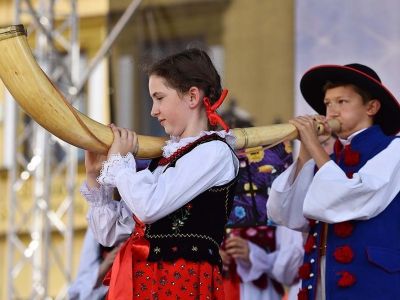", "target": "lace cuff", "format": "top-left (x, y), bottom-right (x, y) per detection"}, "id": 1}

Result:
top-left (79, 180), bottom-right (115, 207)
top-left (97, 152), bottom-right (136, 186)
